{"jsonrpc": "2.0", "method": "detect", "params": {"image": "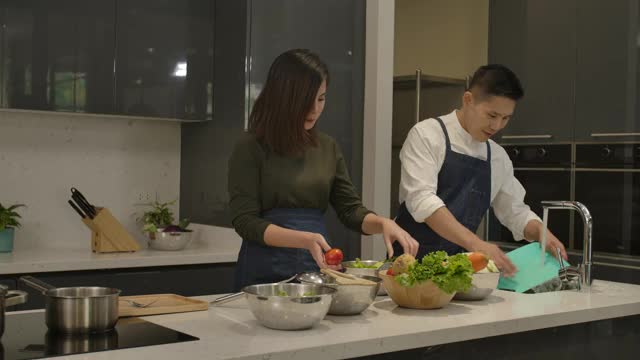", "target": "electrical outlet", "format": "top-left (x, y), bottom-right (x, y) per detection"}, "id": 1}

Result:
top-left (131, 189), bottom-right (154, 204)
